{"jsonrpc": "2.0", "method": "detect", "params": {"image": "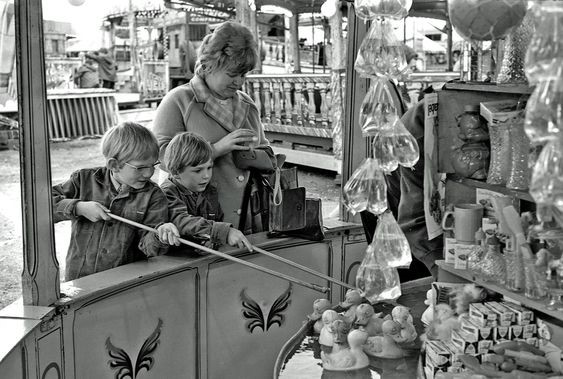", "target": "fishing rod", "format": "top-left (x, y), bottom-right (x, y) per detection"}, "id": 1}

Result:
top-left (107, 213), bottom-right (330, 294)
